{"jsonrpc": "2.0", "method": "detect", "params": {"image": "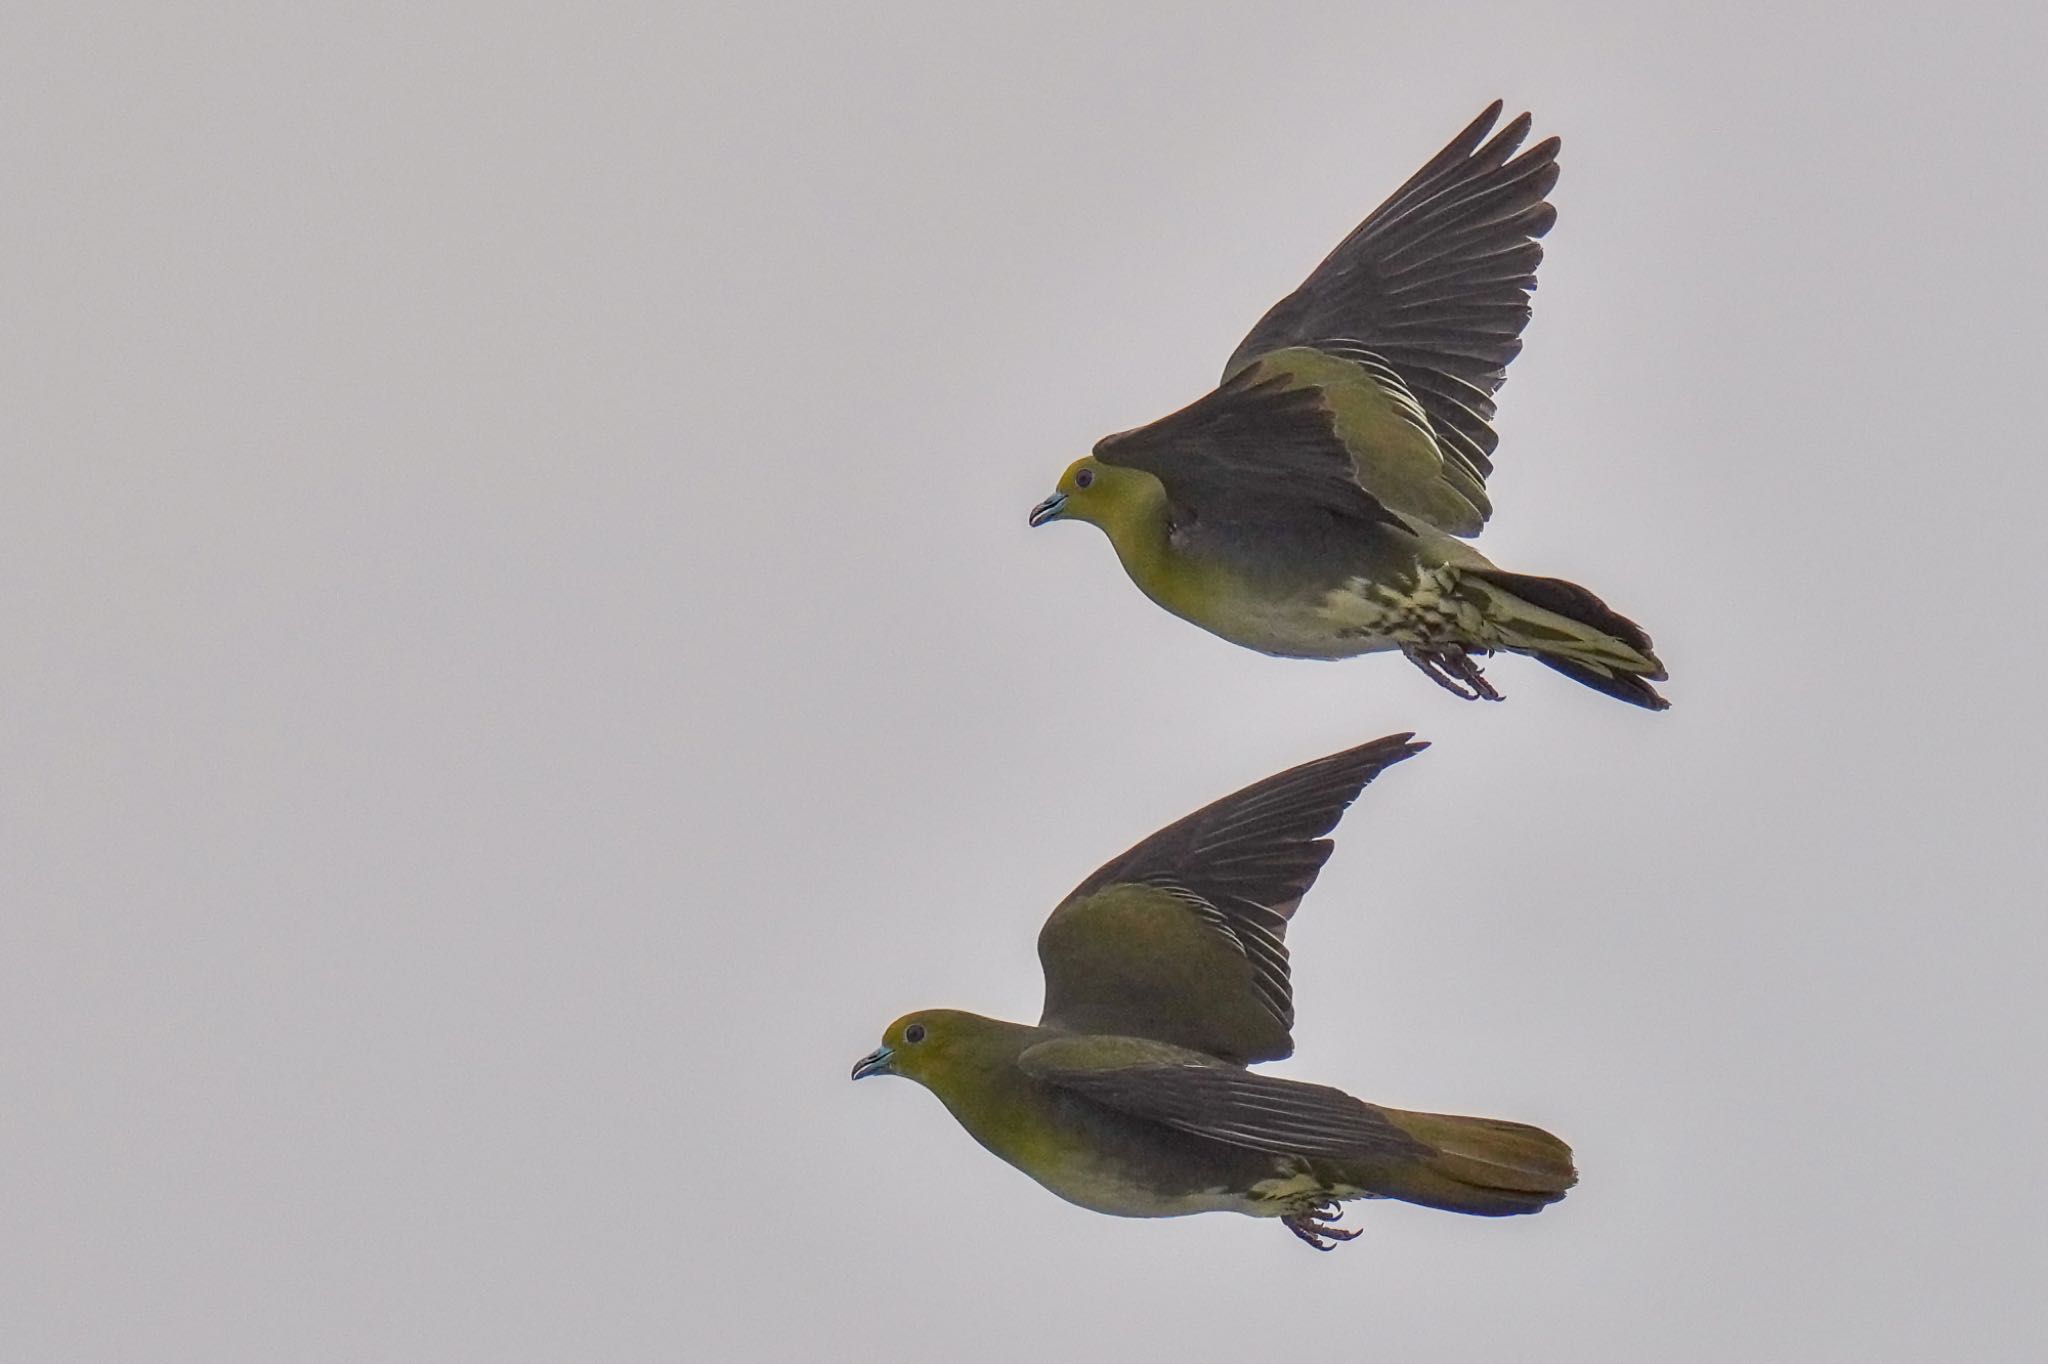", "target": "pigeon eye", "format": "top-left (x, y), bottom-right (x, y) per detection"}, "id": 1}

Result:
top-left (904, 1023), bottom-right (927, 1044)
top-left (1075, 468), bottom-right (1094, 489)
